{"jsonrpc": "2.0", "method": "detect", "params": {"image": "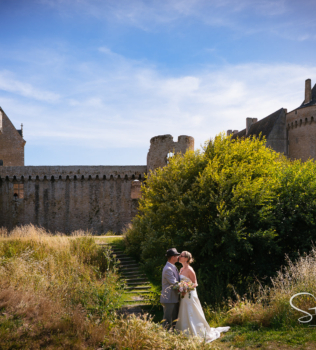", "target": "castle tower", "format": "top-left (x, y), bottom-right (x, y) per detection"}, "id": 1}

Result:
top-left (287, 79), bottom-right (316, 161)
top-left (0, 107), bottom-right (26, 166)
top-left (147, 134), bottom-right (194, 172)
